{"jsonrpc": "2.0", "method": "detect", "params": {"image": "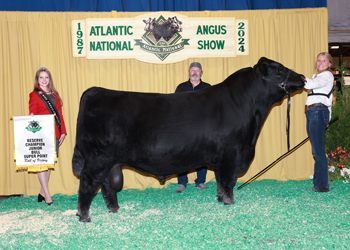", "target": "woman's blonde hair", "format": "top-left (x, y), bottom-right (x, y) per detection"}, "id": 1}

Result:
top-left (34, 66), bottom-right (63, 106)
top-left (315, 52), bottom-right (333, 74)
